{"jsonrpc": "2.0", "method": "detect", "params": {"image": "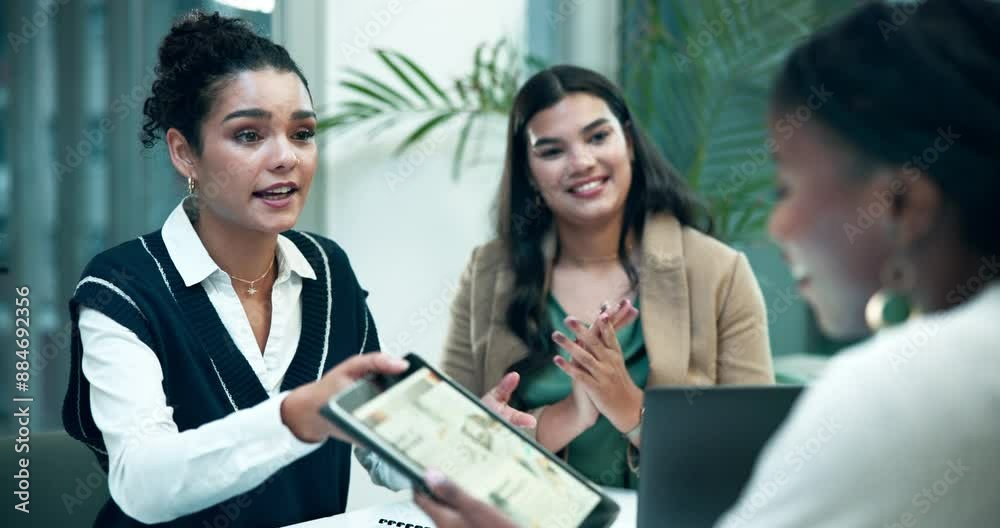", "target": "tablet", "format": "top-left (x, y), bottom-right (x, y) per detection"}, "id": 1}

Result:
top-left (322, 353), bottom-right (620, 528)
